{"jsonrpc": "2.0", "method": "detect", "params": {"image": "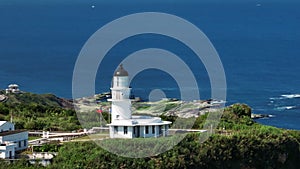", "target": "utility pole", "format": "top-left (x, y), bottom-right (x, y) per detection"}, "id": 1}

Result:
top-left (10, 110), bottom-right (13, 123)
top-left (100, 107), bottom-right (102, 127)
top-left (108, 108), bottom-right (111, 124)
